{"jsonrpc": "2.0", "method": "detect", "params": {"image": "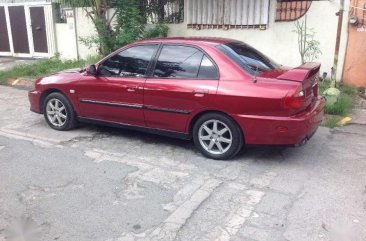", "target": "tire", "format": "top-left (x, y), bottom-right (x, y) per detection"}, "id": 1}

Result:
top-left (43, 92), bottom-right (77, 131)
top-left (193, 113), bottom-right (244, 160)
